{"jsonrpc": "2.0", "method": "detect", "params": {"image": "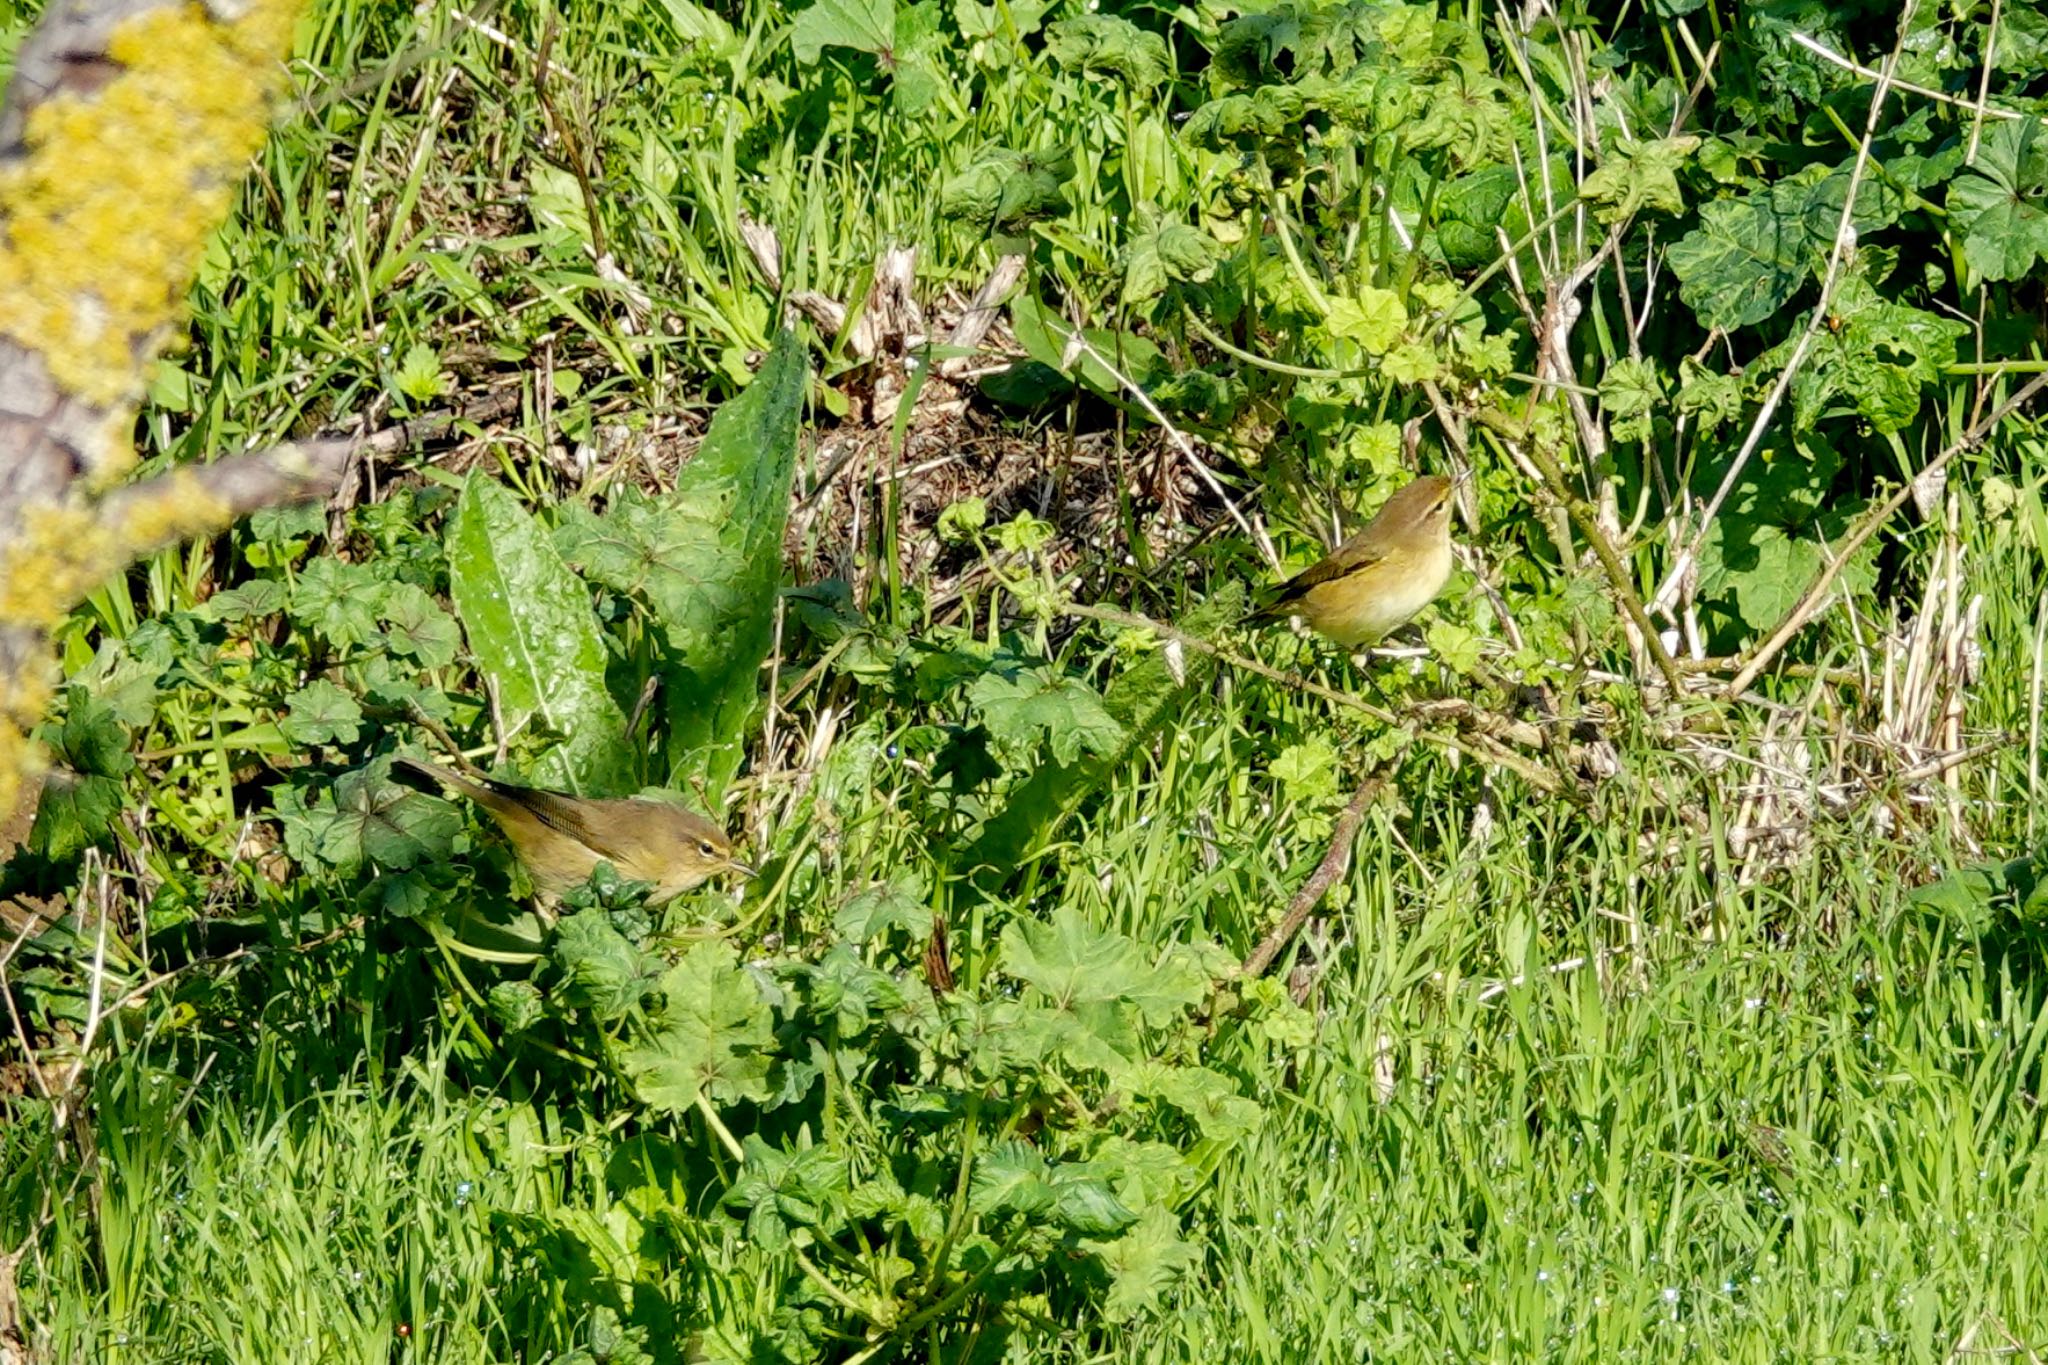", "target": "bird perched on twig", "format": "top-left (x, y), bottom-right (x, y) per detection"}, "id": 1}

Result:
top-left (1244, 474), bottom-right (1459, 648)
top-left (391, 757), bottom-right (751, 905)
